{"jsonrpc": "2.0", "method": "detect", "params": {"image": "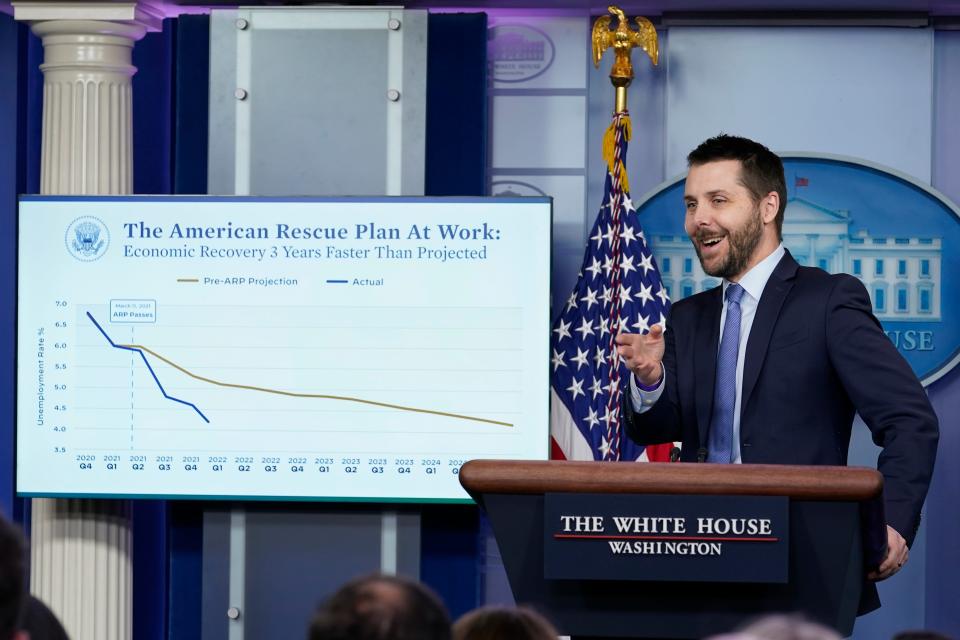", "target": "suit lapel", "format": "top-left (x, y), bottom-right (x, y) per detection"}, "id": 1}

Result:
top-left (740, 251), bottom-right (799, 423)
top-left (693, 286), bottom-right (722, 445)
